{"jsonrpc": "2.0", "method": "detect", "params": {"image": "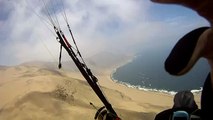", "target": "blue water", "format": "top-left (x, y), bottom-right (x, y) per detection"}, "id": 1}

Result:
top-left (112, 49), bottom-right (210, 93)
